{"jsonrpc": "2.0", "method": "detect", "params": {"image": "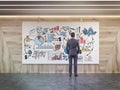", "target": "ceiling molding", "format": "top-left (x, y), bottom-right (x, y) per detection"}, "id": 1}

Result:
top-left (0, 1), bottom-right (120, 16)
